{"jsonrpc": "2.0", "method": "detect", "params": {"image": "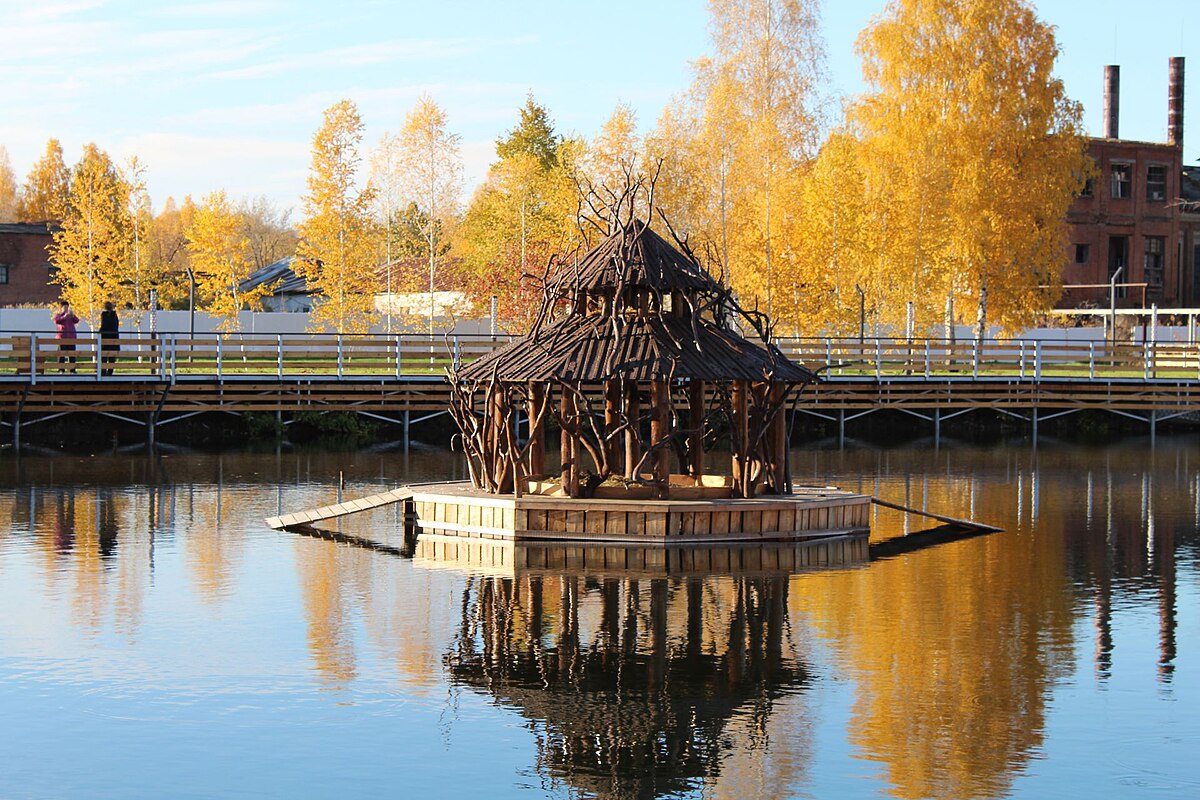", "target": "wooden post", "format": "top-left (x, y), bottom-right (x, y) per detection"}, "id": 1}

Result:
top-left (489, 383), bottom-right (512, 493)
top-left (527, 382), bottom-right (545, 478)
top-left (767, 385), bottom-right (788, 494)
top-left (731, 380), bottom-right (750, 497)
top-left (687, 379), bottom-right (706, 478)
top-left (604, 379), bottom-right (621, 477)
top-left (560, 383), bottom-right (579, 496)
top-left (624, 381), bottom-right (640, 481)
top-left (650, 379), bottom-right (670, 499)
